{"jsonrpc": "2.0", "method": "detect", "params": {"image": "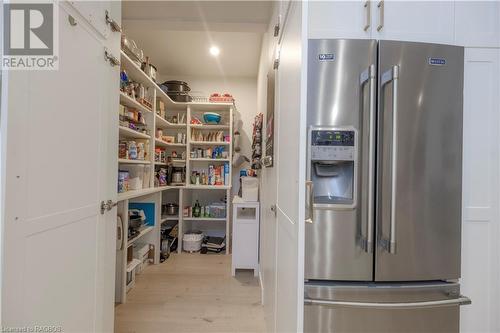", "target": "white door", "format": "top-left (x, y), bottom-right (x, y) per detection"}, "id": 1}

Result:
top-left (308, 0), bottom-right (371, 39)
top-left (260, 66), bottom-right (279, 332)
top-left (274, 2), bottom-right (307, 332)
top-left (455, 1), bottom-right (500, 48)
top-left (372, 0), bottom-right (454, 44)
top-left (460, 48), bottom-right (500, 333)
top-left (1, 2), bottom-right (120, 332)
